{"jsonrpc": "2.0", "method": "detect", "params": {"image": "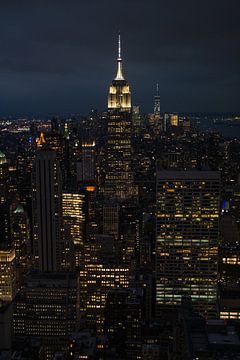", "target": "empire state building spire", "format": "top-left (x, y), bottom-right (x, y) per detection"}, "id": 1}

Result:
top-left (108, 33), bottom-right (131, 110)
top-left (115, 33), bottom-right (124, 81)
